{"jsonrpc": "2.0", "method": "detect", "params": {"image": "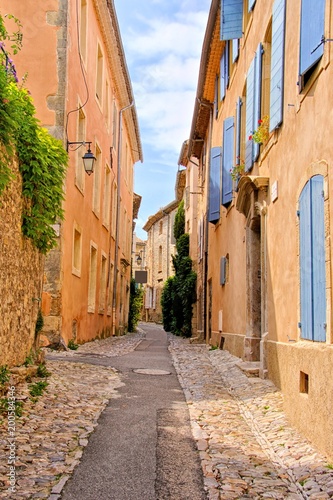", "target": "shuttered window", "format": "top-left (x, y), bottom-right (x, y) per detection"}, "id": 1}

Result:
top-left (270, 0), bottom-right (286, 131)
top-left (220, 45), bottom-right (229, 101)
top-left (245, 44), bottom-right (262, 170)
top-left (299, 175), bottom-right (326, 342)
top-left (232, 38), bottom-right (239, 63)
top-left (299, 0), bottom-right (325, 88)
top-left (208, 147), bottom-right (222, 224)
top-left (220, 0), bottom-right (244, 40)
top-left (222, 117), bottom-right (234, 206)
top-left (248, 0), bottom-right (256, 12)
top-left (235, 97), bottom-right (242, 166)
